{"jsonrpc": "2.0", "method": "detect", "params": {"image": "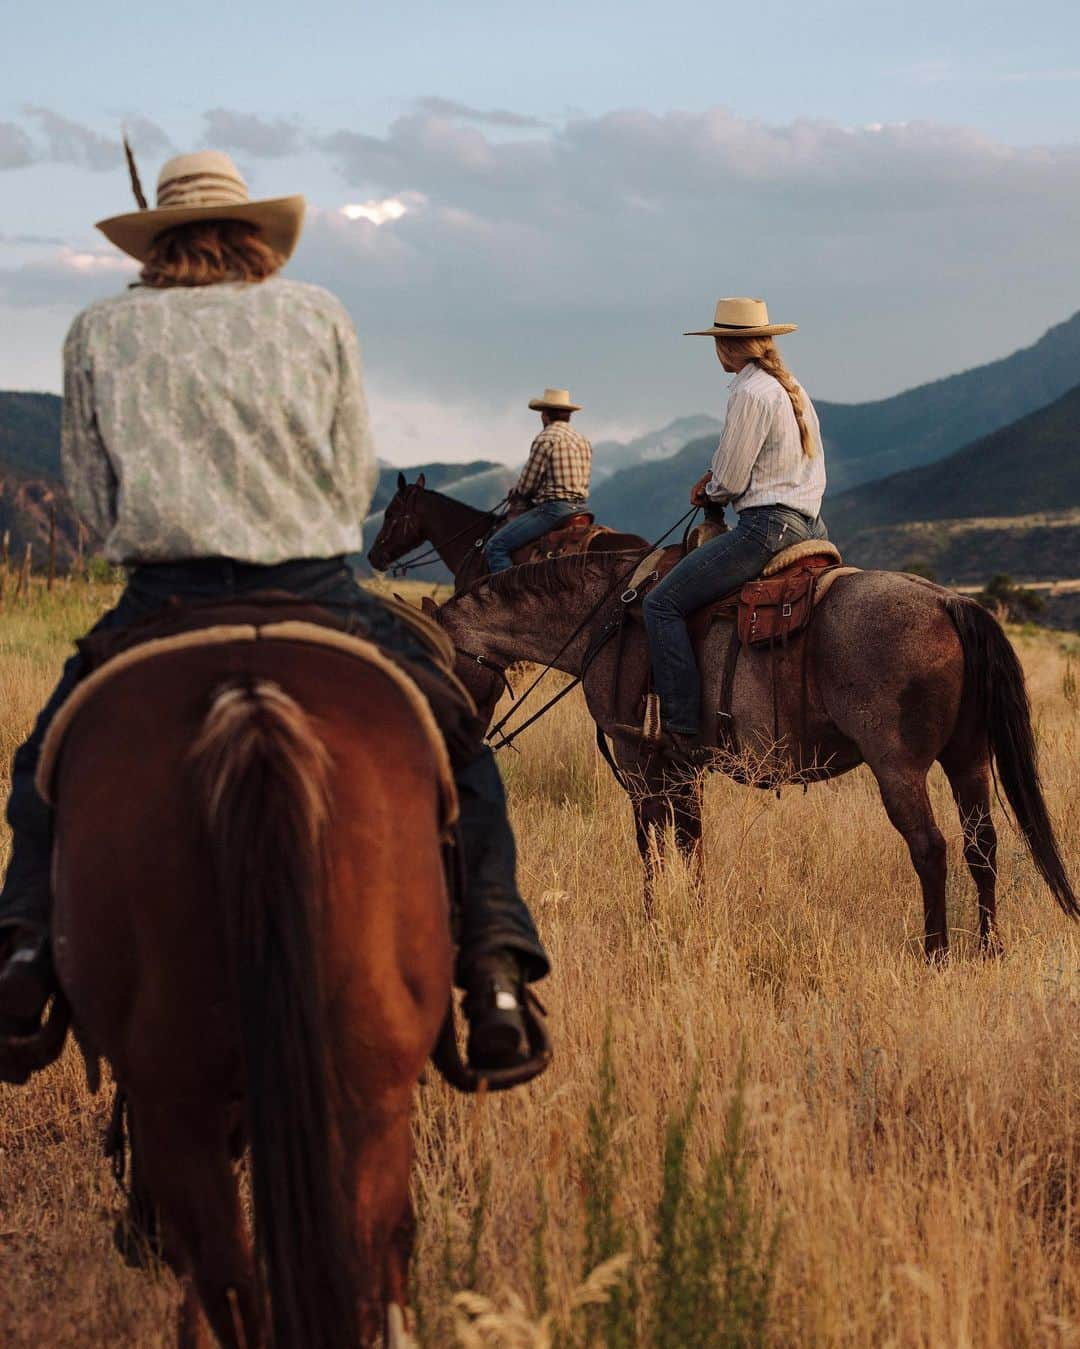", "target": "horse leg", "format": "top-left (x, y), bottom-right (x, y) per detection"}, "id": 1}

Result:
top-left (940, 752), bottom-right (1000, 953)
top-left (340, 1099), bottom-right (416, 1345)
top-left (669, 775), bottom-right (705, 896)
top-left (870, 763), bottom-right (949, 960)
top-left (133, 1100), bottom-right (262, 1349)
